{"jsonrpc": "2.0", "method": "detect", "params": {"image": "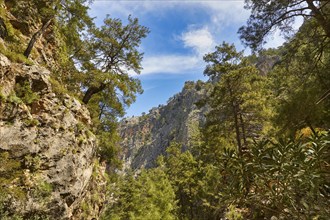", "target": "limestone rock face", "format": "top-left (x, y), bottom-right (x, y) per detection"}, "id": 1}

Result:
top-left (119, 80), bottom-right (208, 170)
top-left (0, 54), bottom-right (106, 219)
